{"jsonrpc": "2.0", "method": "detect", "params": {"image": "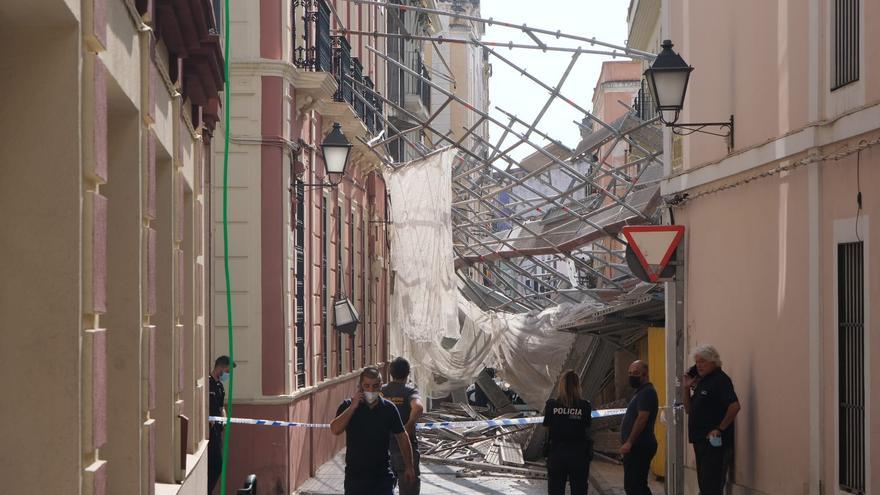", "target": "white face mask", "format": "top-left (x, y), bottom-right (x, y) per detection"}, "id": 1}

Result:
top-left (364, 391), bottom-right (380, 404)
